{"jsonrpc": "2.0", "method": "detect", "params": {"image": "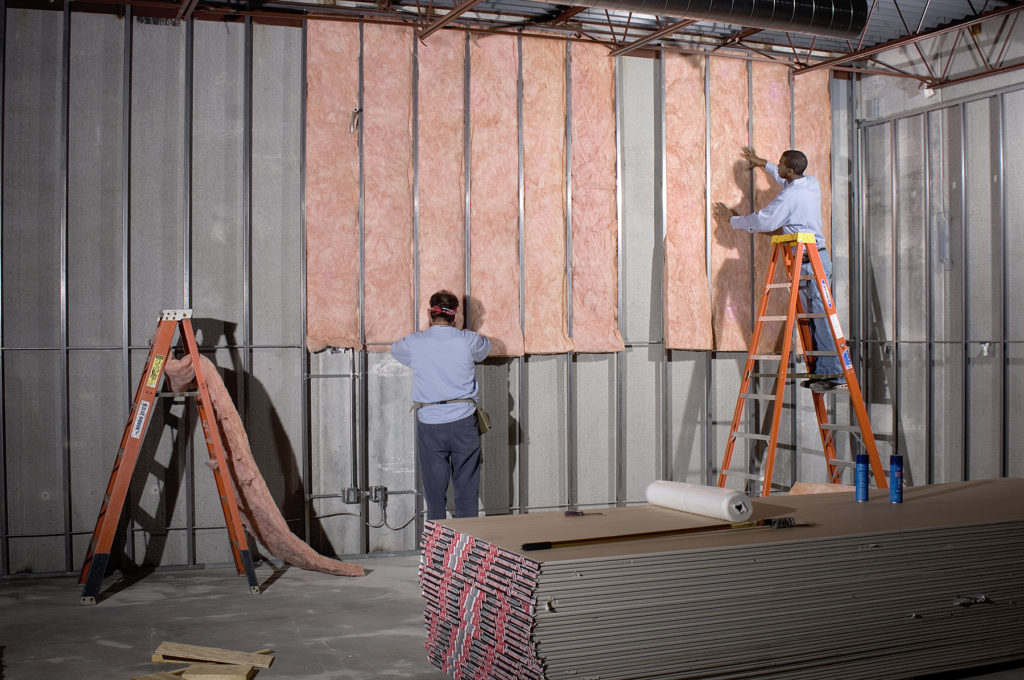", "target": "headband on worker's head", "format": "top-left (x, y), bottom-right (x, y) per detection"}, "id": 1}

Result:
top-left (429, 305), bottom-right (457, 319)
